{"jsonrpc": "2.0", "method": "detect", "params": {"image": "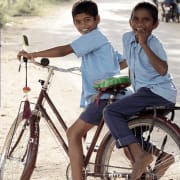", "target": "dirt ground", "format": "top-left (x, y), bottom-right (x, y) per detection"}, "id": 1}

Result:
top-left (0, 1), bottom-right (117, 179)
top-left (0, 1), bottom-right (85, 179)
top-left (1, 0), bottom-right (180, 179)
